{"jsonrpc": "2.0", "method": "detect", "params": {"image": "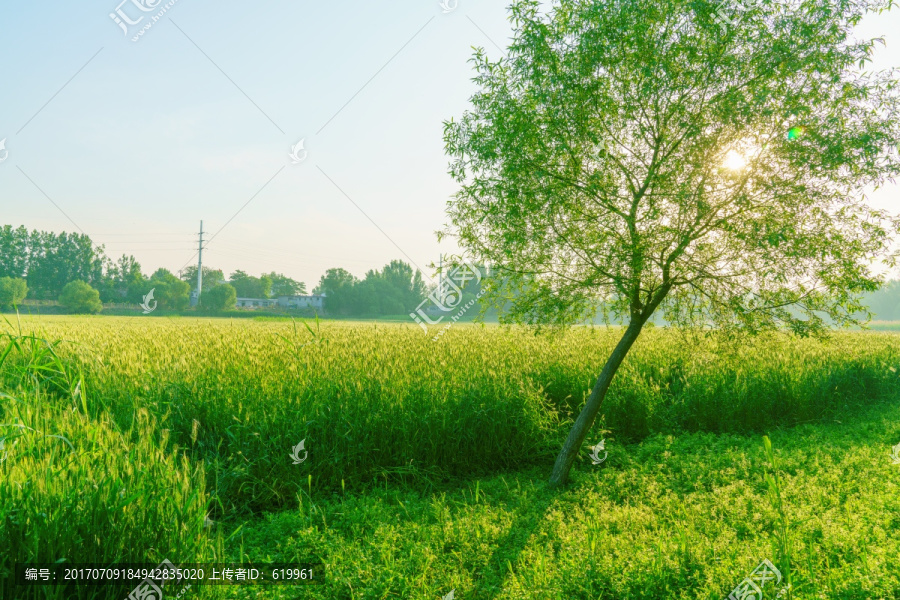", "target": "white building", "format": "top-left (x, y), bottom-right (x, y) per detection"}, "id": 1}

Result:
top-left (277, 294), bottom-right (326, 310)
top-left (235, 297), bottom-right (279, 309)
